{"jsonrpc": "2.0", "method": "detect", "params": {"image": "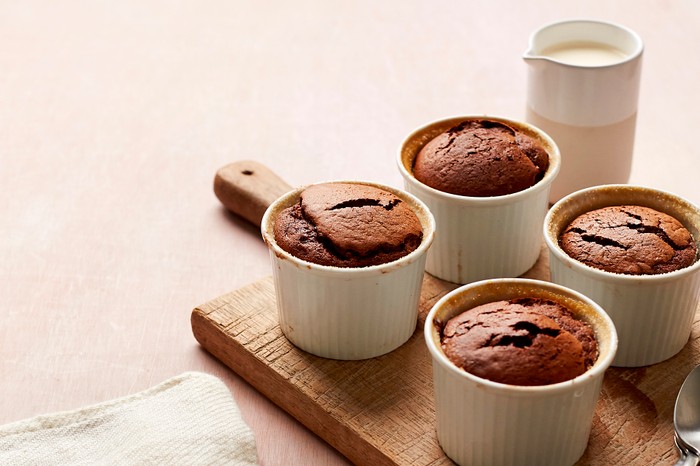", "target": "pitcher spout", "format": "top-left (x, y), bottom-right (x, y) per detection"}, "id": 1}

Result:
top-left (523, 41), bottom-right (550, 65)
top-left (522, 51), bottom-right (549, 67)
